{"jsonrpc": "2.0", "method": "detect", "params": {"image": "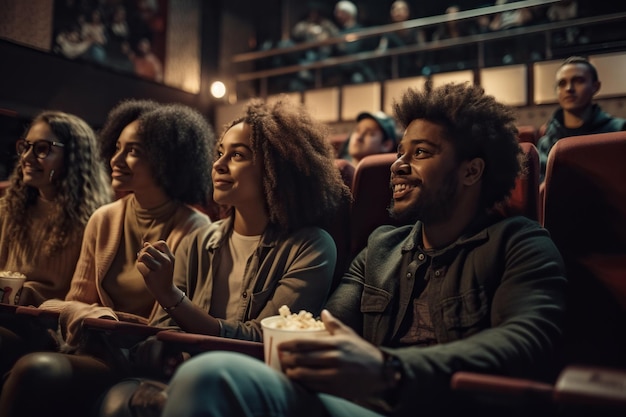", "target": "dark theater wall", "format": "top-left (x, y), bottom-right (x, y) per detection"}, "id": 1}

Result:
top-left (0, 0), bottom-right (221, 180)
top-left (0, 40), bottom-right (202, 127)
top-left (0, 0), bottom-right (221, 126)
